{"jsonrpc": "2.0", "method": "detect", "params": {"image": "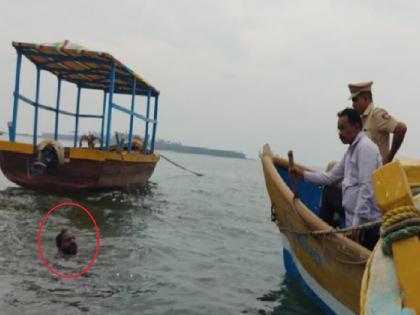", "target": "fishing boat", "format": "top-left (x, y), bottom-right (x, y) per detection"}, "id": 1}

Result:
top-left (261, 144), bottom-right (368, 314)
top-left (261, 144), bottom-right (420, 314)
top-left (0, 40), bottom-right (160, 192)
